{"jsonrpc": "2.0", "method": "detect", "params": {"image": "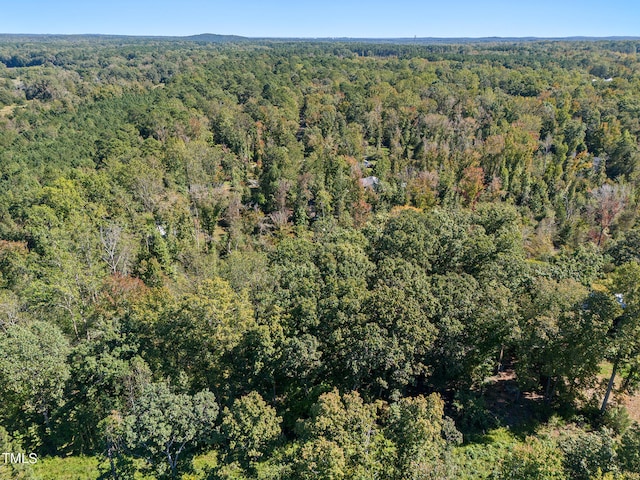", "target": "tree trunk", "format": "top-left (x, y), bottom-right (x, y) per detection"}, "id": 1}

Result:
top-left (42, 407), bottom-right (50, 430)
top-left (548, 380), bottom-right (558, 404)
top-left (544, 375), bottom-right (557, 404)
top-left (601, 359), bottom-right (619, 414)
top-left (544, 375), bottom-right (552, 402)
top-left (107, 443), bottom-right (118, 480)
top-left (597, 226), bottom-right (605, 247)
